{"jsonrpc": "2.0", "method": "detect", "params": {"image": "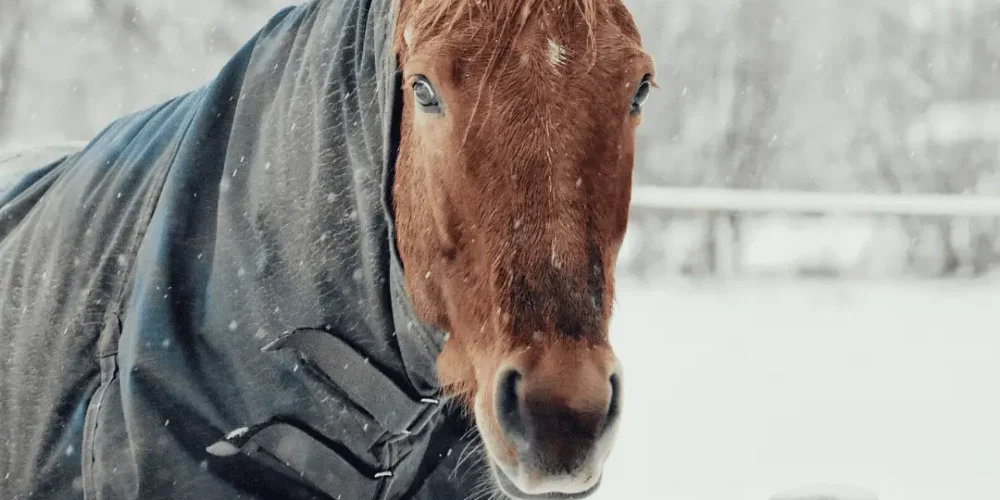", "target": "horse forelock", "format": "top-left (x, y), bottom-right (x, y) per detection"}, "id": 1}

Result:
top-left (395, 0), bottom-right (607, 60)
top-left (395, 0), bottom-right (644, 153)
